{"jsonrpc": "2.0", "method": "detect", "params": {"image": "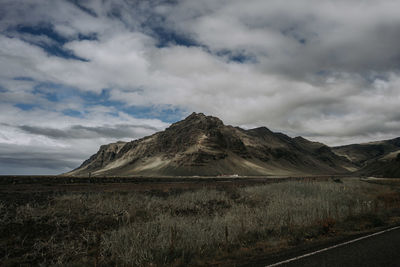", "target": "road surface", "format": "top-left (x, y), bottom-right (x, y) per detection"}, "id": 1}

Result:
top-left (262, 226), bottom-right (400, 267)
